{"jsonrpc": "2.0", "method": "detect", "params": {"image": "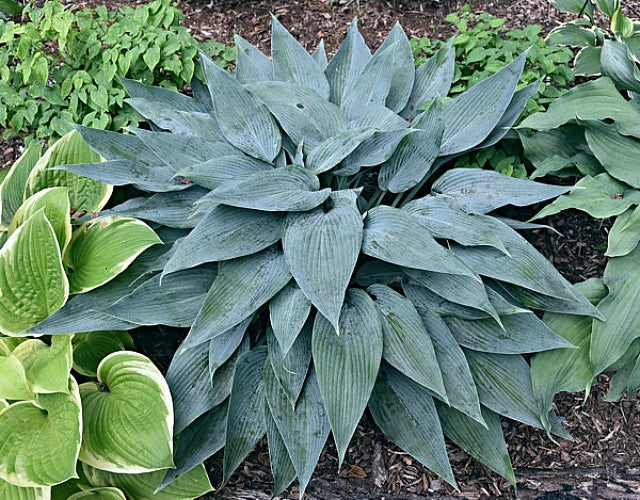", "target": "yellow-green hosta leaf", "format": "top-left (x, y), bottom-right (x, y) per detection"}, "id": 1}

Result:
top-left (11, 336), bottom-right (72, 394)
top-left (68, 487), bottom-right (126, 500)
top-left (0, 378), bottom-right (82, 487)
top-left (8, 188), bottom-right (71, 252)
top-left (0, 142), bottom-right (43, 227)
top-left (72, 331), bottom-right (134, 378)
top-left (82, 463), bottom-right (212, 500)
top-left (0, 210), bottom-right (69, 336)
top-left (0, 355), bottom-right (32, 400)
top-left (64, 216), bottom-right (161, 294)
top-left (0, 480), bottom-right (51, 500)
top-left (24, 130), bottom-right (111, 214)
top-left (78, 352), bottom-right (174, 473)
